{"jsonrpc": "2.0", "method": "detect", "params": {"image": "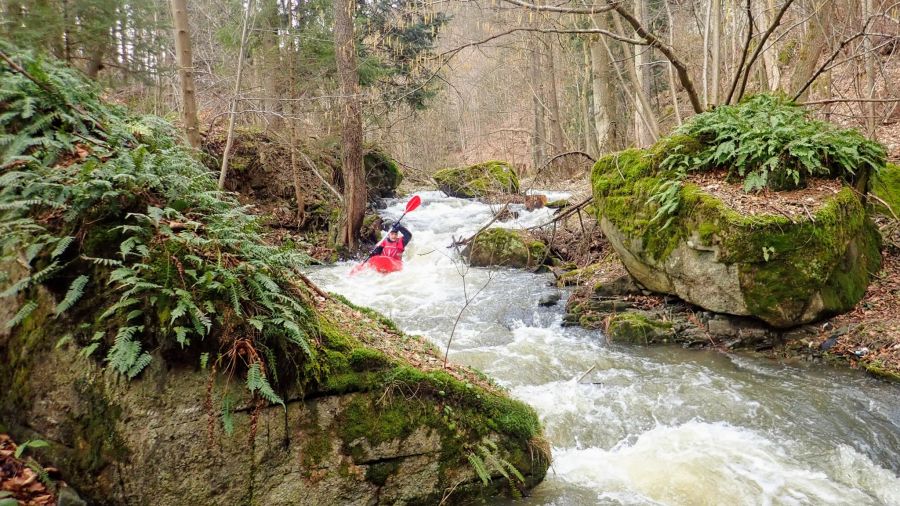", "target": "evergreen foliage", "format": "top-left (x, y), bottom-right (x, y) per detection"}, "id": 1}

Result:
top-left (661, 94), bottom-right (886, 192)
top-left (0, 43), bottom-right (314, 401)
